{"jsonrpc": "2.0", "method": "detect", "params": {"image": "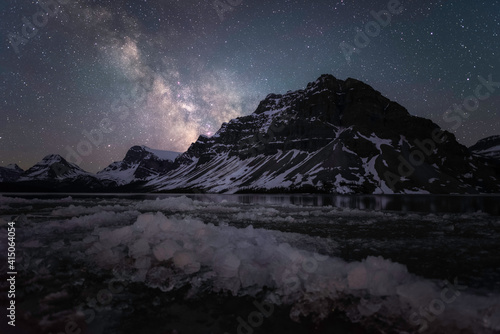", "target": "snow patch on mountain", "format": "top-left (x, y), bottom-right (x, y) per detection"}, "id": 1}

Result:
top-left (97, 146), bottom-right (181, 185)
top-left (142, 146), bottom-right (181, 162)
top-left (18, 154), bottom-right (90, 181)
top-left (5, 164), bottom-right (22, 171)
top-left (470, 135), bottom-right (500, 161)
top-left (0, 164), bottom-right (24, 182)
